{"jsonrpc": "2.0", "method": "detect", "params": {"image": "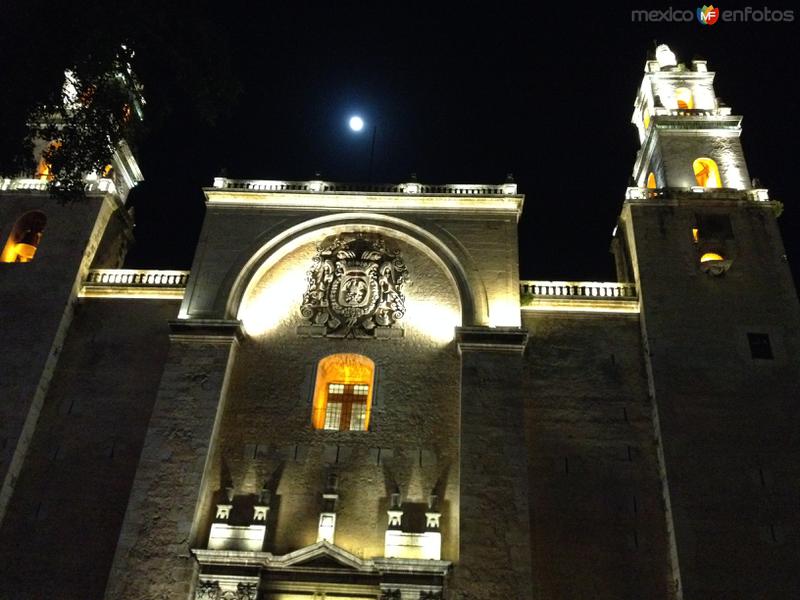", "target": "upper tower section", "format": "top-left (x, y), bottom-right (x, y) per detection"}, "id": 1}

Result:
top-left (0, 49), bottom-right (144, 205)
top-left (630, 44), bottom-right (753, 194)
